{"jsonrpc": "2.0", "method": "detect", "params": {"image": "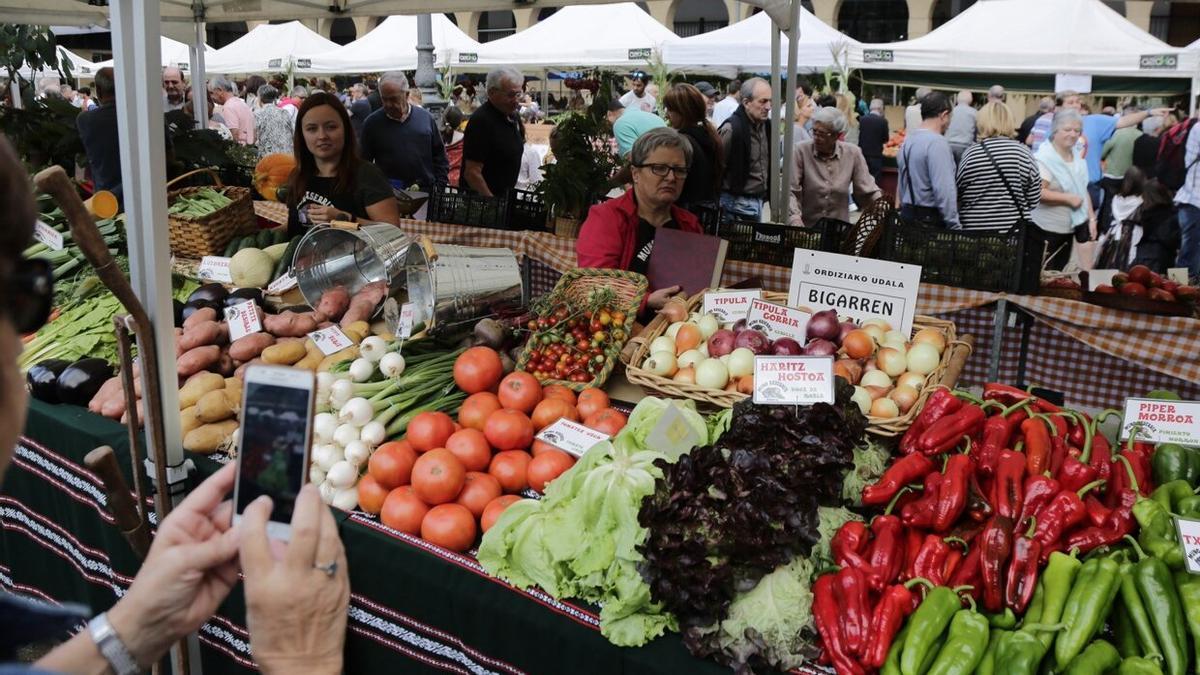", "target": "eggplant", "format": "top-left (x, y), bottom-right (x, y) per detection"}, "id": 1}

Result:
top-left (180, 299), bottom-right (222, 324)
top-left (225, 287), bottom-right (264, 309)
top-left (173, 299), bottom-right (185, 328)
top-left (55, 358), bottom-right (114, 407)
top-left (187, 282), bottom-right (229, 306)
top-left (27, 358), bottom-right (72, 404)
